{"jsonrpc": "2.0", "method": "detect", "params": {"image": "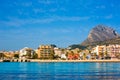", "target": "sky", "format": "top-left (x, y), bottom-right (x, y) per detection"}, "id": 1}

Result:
top-left (0, 0), bottom-right (120, 51)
